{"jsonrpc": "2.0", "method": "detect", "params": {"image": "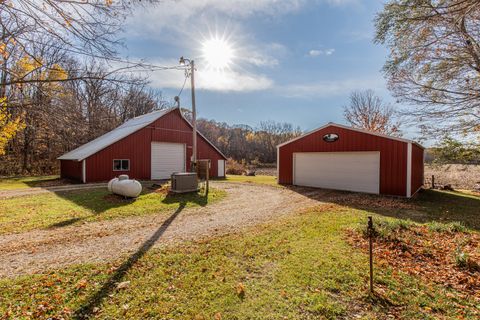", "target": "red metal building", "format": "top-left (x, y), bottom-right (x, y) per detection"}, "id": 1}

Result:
top-left (58, 108), bottom-right (227, 183)
top-left (277, 123), bottom-right (424, 197)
